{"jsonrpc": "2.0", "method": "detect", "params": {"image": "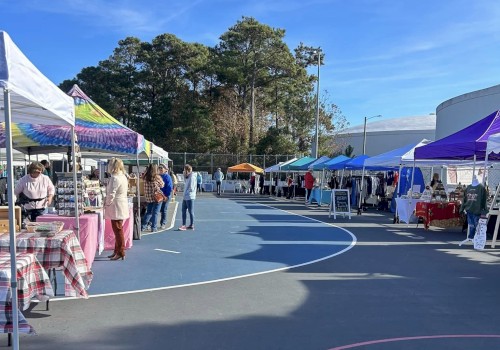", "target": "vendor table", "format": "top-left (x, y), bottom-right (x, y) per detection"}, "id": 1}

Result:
top-left (395, 198), bottom-right (426, 224)
top-left (415, 201), bottom-right (463, 229)
top-left (0, 252), bottom-right (54, 336)
top-left (104, 207), bottom-right (134, 251)
top-left (36, 213), bottom-right (104, 269)
top-left (0, 230), bottom-right (93, 298)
